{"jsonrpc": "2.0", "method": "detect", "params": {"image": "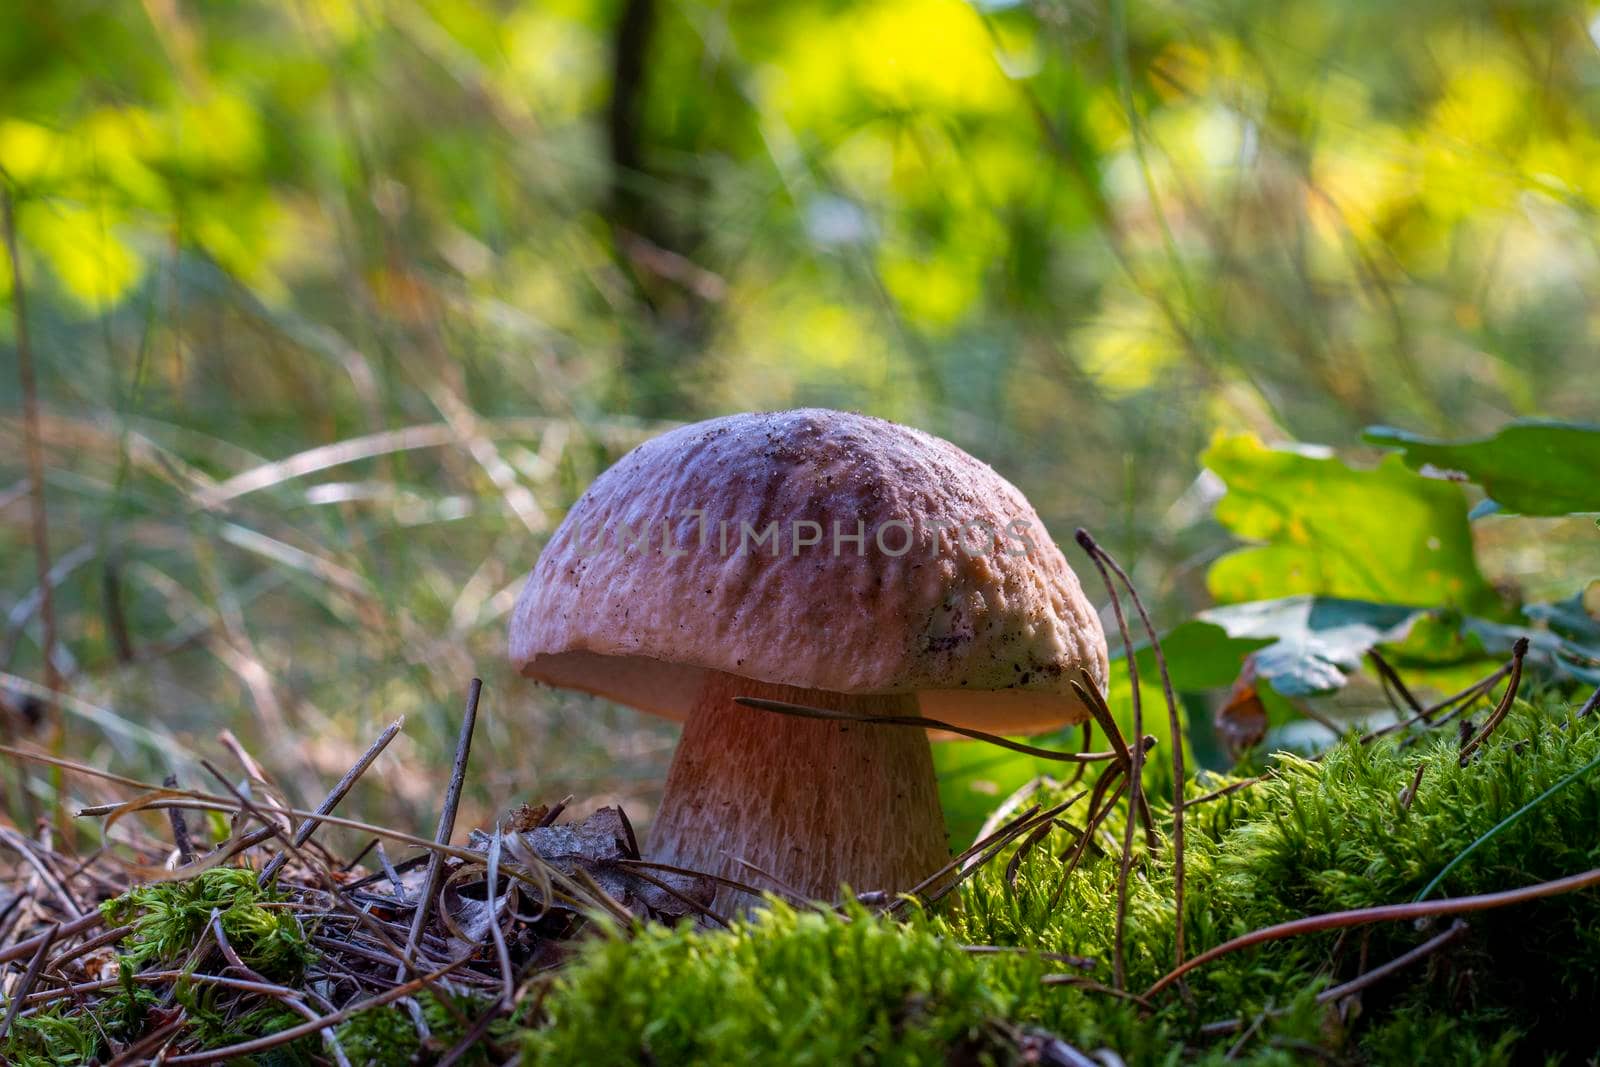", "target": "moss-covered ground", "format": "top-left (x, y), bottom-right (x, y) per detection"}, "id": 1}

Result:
top-left (6, 690), bottom-right (1599, 1064)
top-left (526, 690), bottom-right (1600, 1064)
